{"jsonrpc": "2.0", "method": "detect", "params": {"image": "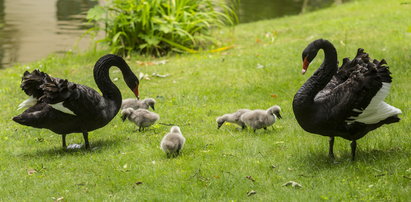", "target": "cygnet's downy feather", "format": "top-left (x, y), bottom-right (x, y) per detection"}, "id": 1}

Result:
top-left (216, 109), bottom-right (251, 129)
top-left (121, 108), bottom-right (159, 131)
top-left (240, 105), bottom-right (282, 132)
top-left (160, 126), bottom-right (185, 157)
top-left (121, 98), bottom-right (156, 110)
